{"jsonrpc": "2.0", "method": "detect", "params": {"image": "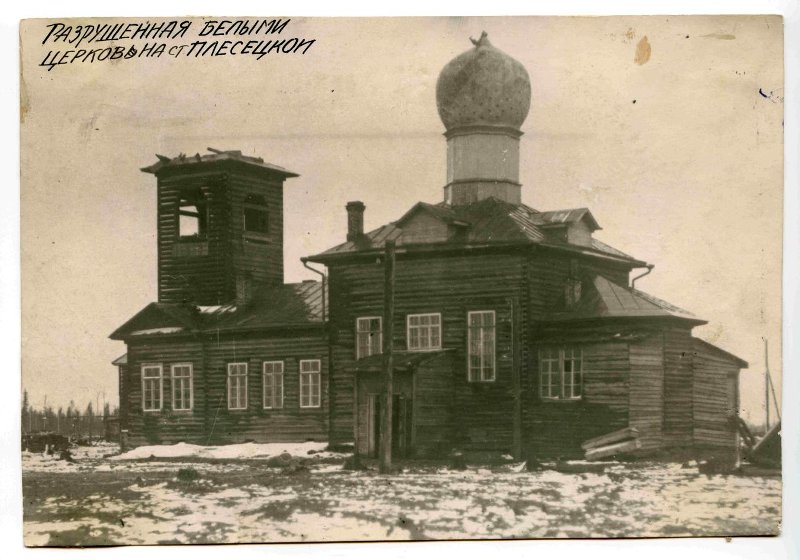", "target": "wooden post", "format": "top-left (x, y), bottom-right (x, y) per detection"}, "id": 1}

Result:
top-left (511, 296), bottom-right (523, 460)
top-left (764, 338), bottom-right (770, 431)
top-left (380, 240), bottom-right (396, 473)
